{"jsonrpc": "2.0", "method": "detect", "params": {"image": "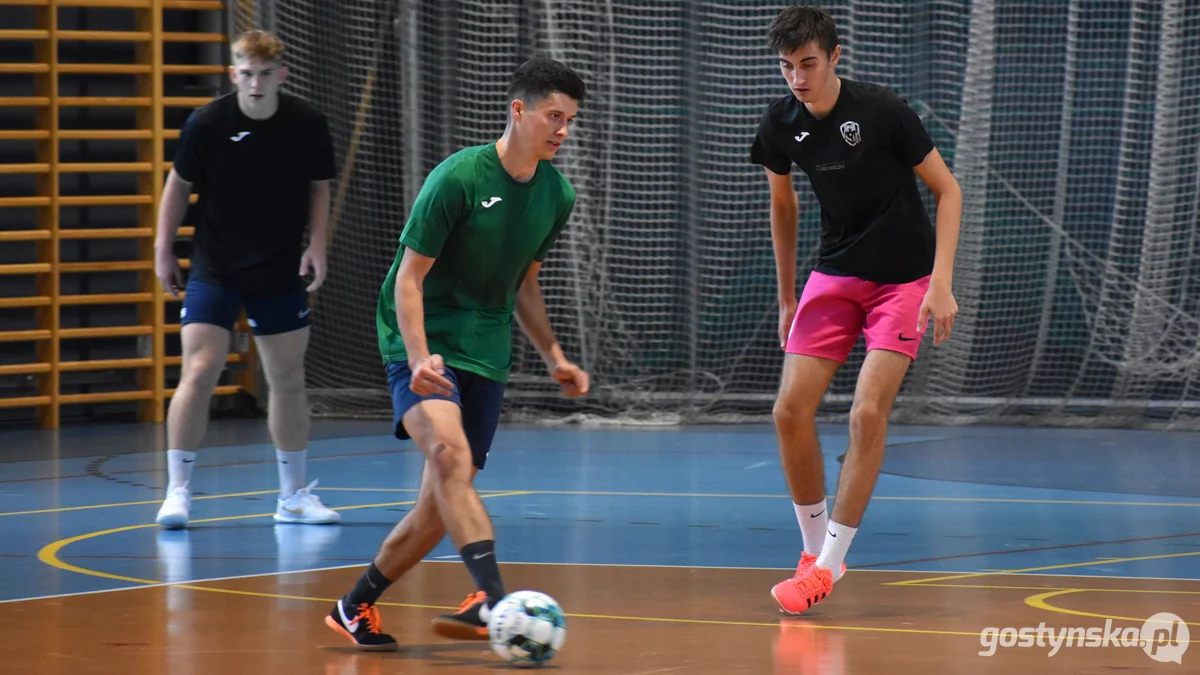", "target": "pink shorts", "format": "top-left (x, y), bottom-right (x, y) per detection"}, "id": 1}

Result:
top-left (785, 271), bottom-right (930, 363)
